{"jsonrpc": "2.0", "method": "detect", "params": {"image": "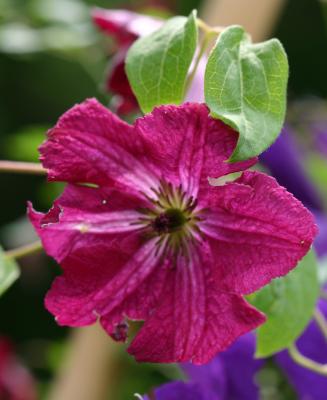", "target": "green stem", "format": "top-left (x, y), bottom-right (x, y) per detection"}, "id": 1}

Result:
top-left (5, 240), bottom-right (43, 260)
top-left (196, 18), bottom-right (224, 35)
top-left (314, 308), bottom-right (327, 341)
top-left (288, 344), bottom-right (327, 376)
top-left (0, 160), bottom-right (46, 175)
